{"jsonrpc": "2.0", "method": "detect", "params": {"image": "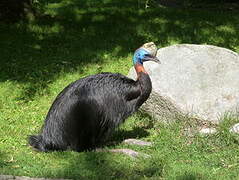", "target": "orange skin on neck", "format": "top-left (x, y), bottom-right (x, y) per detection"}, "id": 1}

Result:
top-left (134, 63), bottom-right (147, 76)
